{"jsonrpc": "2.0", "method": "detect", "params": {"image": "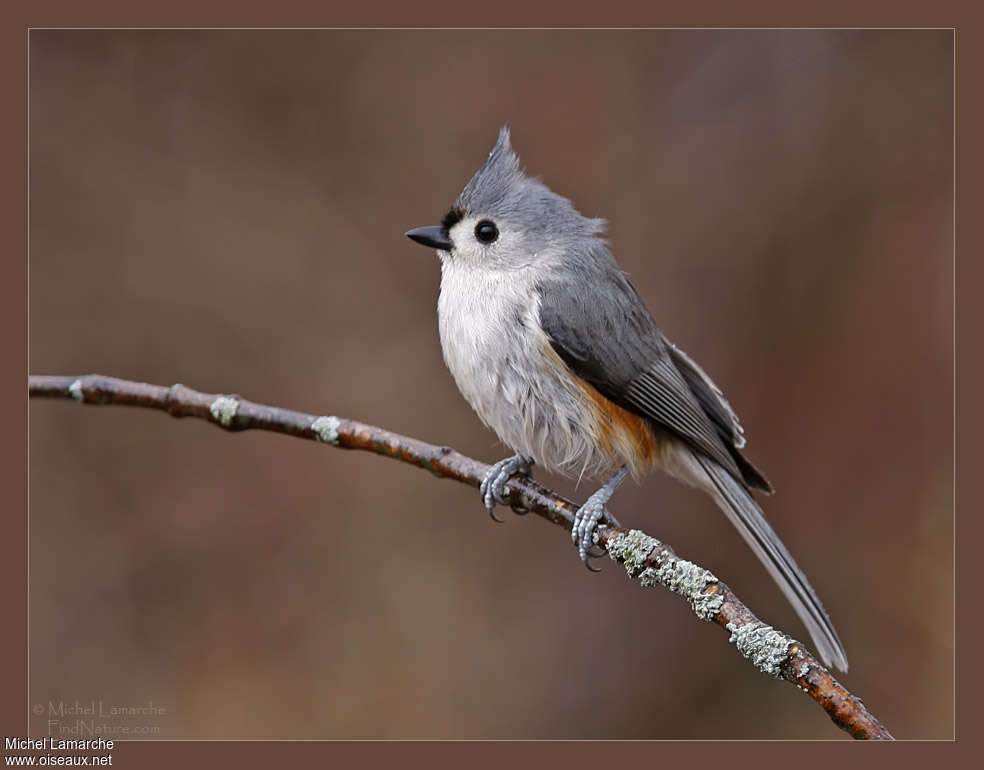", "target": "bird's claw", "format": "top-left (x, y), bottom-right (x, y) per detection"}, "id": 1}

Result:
top-left (479, 455), bottom-right (532, 522)
top-left (572, 494), bottom-right (621, 567)
top-left (582, 543), bottom-right (607, 571)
